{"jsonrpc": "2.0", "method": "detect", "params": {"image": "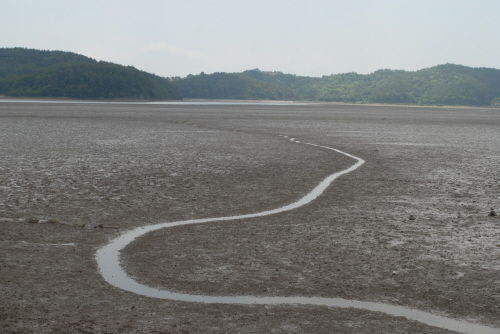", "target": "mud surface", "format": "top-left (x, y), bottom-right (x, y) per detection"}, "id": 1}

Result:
top-left (1, 102), bottom-right (499, 333)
